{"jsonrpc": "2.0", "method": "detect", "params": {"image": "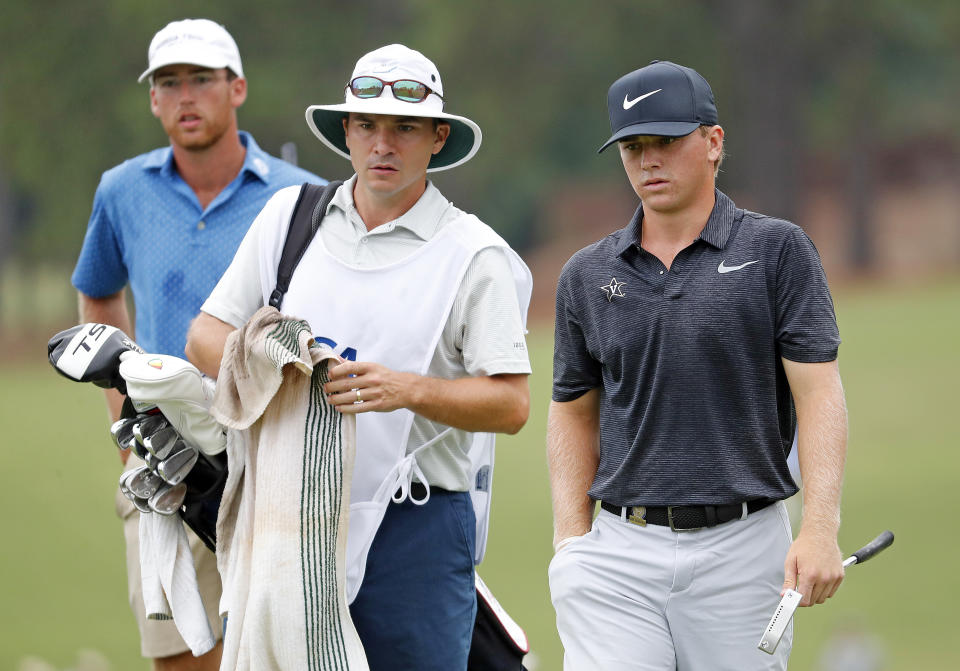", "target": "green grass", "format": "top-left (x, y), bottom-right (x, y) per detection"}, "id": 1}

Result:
top-left (2, 277), bottom-right (958, 669)
top-left (0, 364), bottom-right (142, 668)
